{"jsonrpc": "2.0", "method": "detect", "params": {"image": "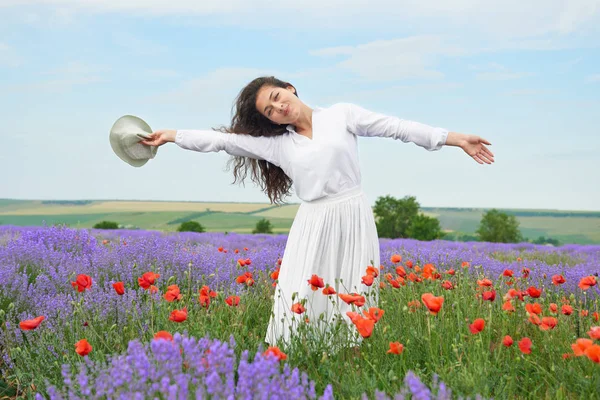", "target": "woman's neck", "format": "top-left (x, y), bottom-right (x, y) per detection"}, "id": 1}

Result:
top-left (293, 105), bottom-right (313, 134)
